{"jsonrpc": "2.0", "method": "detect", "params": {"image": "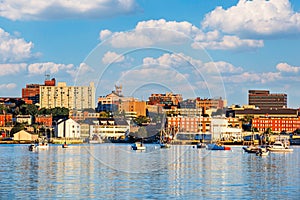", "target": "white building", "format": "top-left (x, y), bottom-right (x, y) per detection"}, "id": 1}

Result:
top-left (211, 117), bottom-right (242, 141)
top-left (40, 82), bottom-right (95, 110)
top-left (55, 118), bottom-right (81, 138)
